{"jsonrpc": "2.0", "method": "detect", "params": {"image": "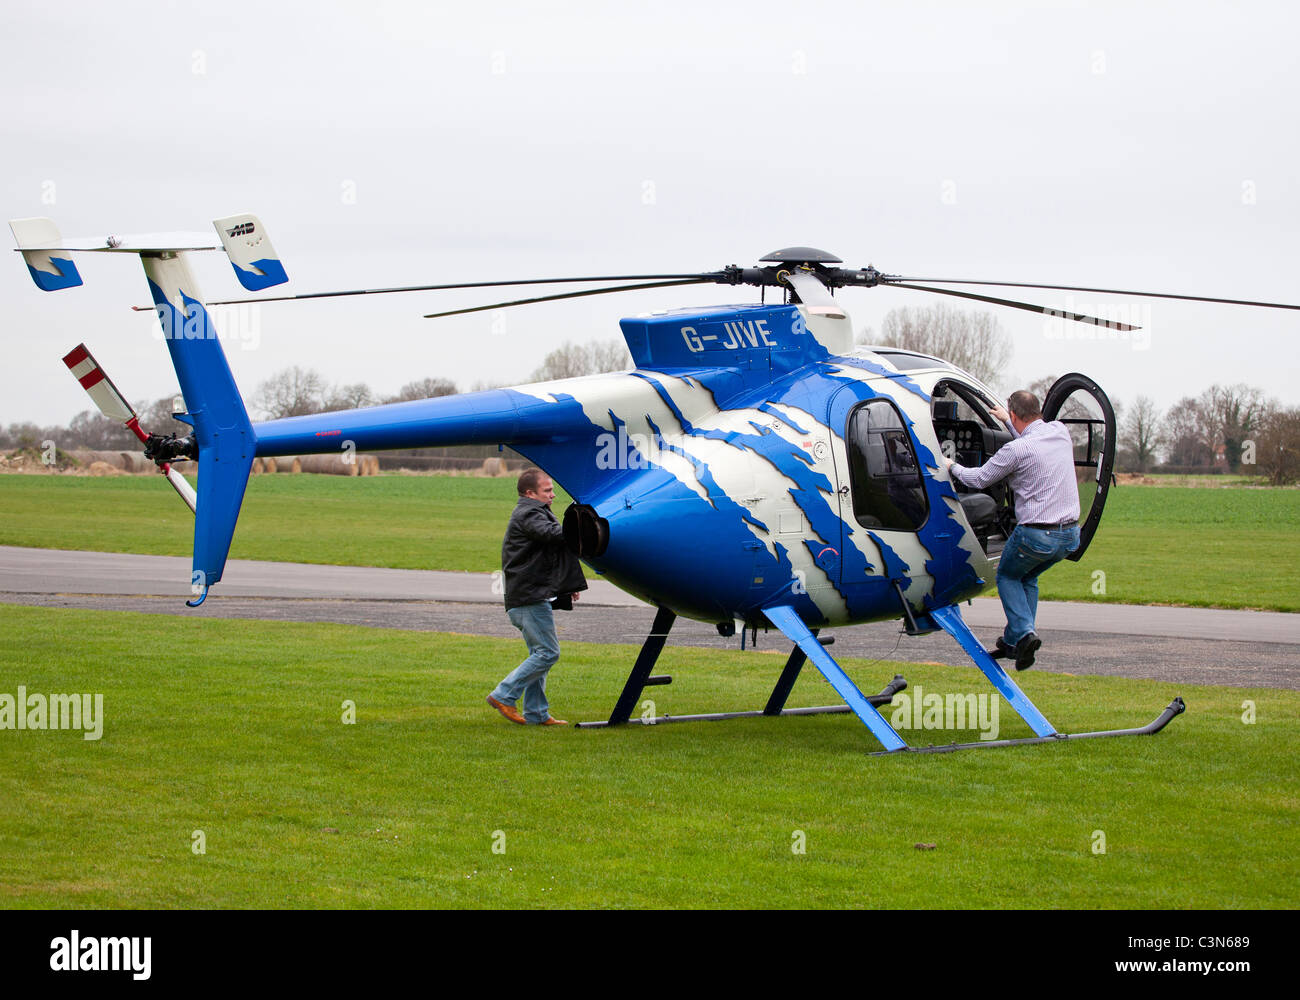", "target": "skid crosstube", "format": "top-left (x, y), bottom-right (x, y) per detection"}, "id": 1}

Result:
top-left (574, 605), bottom-right (907, 731)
